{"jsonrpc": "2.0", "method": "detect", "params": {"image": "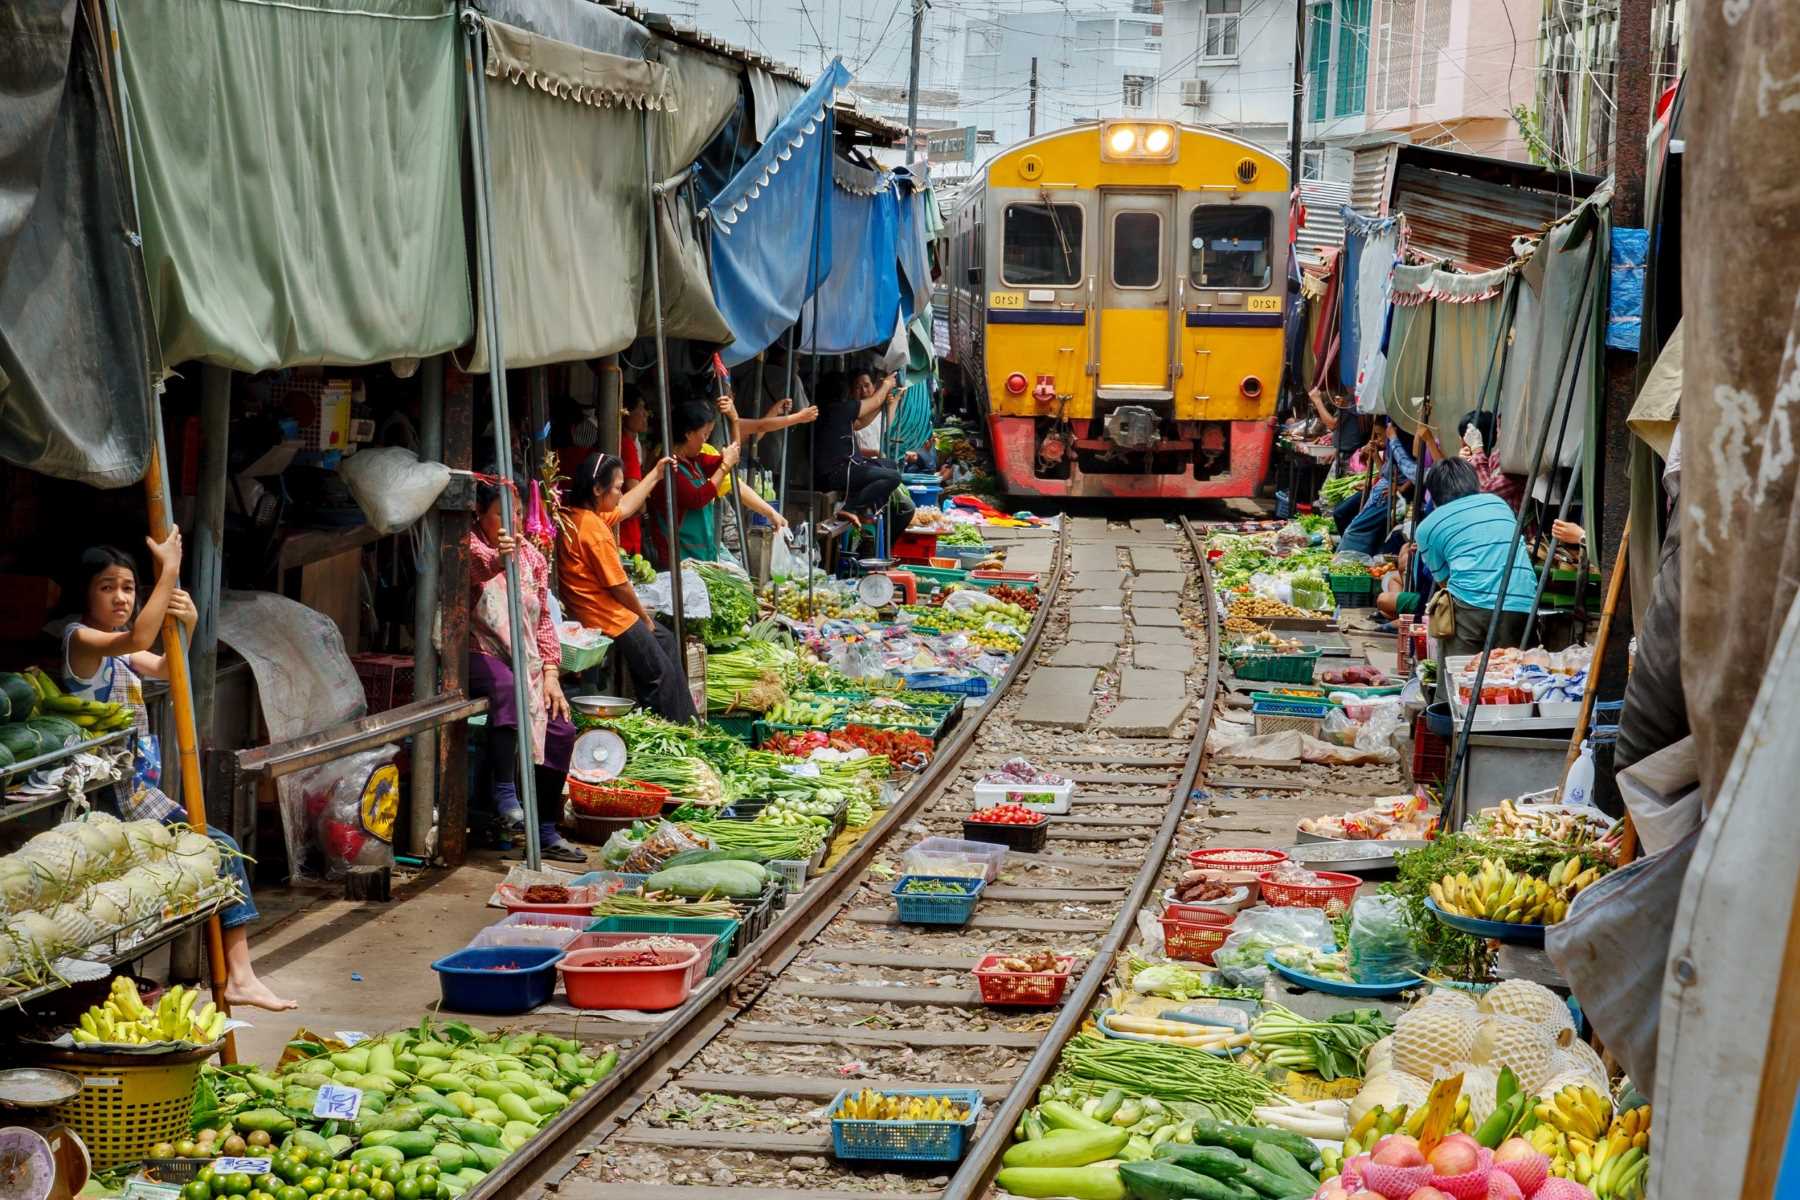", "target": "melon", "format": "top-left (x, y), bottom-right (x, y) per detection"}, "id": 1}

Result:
top-left (1478, 979), bottom-right (1573, 1032)
top-left (1469, 1015), bottom-right (1557, 1095)
top-left (1418, 987), bottom-right (1479, 1012)
top-left (1393, 1005), bottom-right (1479, 1077)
